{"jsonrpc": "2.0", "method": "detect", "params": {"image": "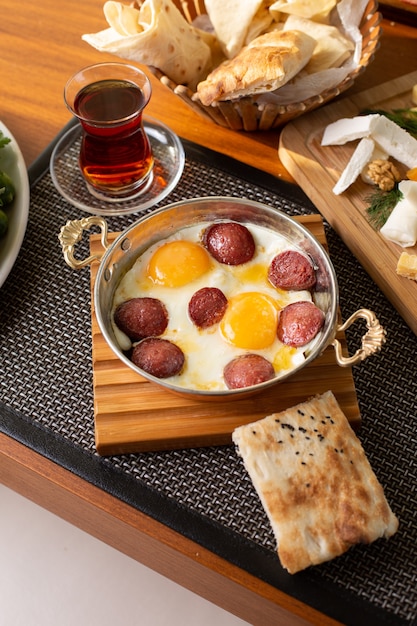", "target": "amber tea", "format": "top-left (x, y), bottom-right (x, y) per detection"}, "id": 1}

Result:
top-left (65, 63), bottom-right (153, 200)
